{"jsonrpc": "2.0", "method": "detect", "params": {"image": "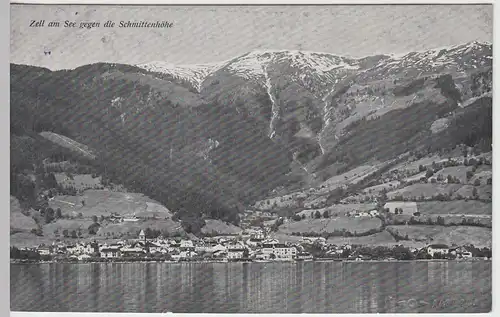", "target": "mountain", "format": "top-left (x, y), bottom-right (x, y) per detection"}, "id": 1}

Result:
top-left (10, 41), bottom-right (492, 235)
top-left (137, 41), bottom-right (491, 176)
